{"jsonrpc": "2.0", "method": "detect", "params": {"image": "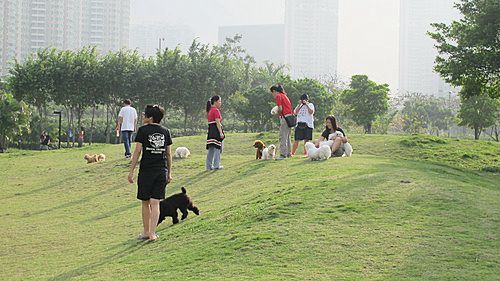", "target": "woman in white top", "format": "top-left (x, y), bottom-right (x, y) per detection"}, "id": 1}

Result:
top-left (292, 94), bottom-right (315, 156)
